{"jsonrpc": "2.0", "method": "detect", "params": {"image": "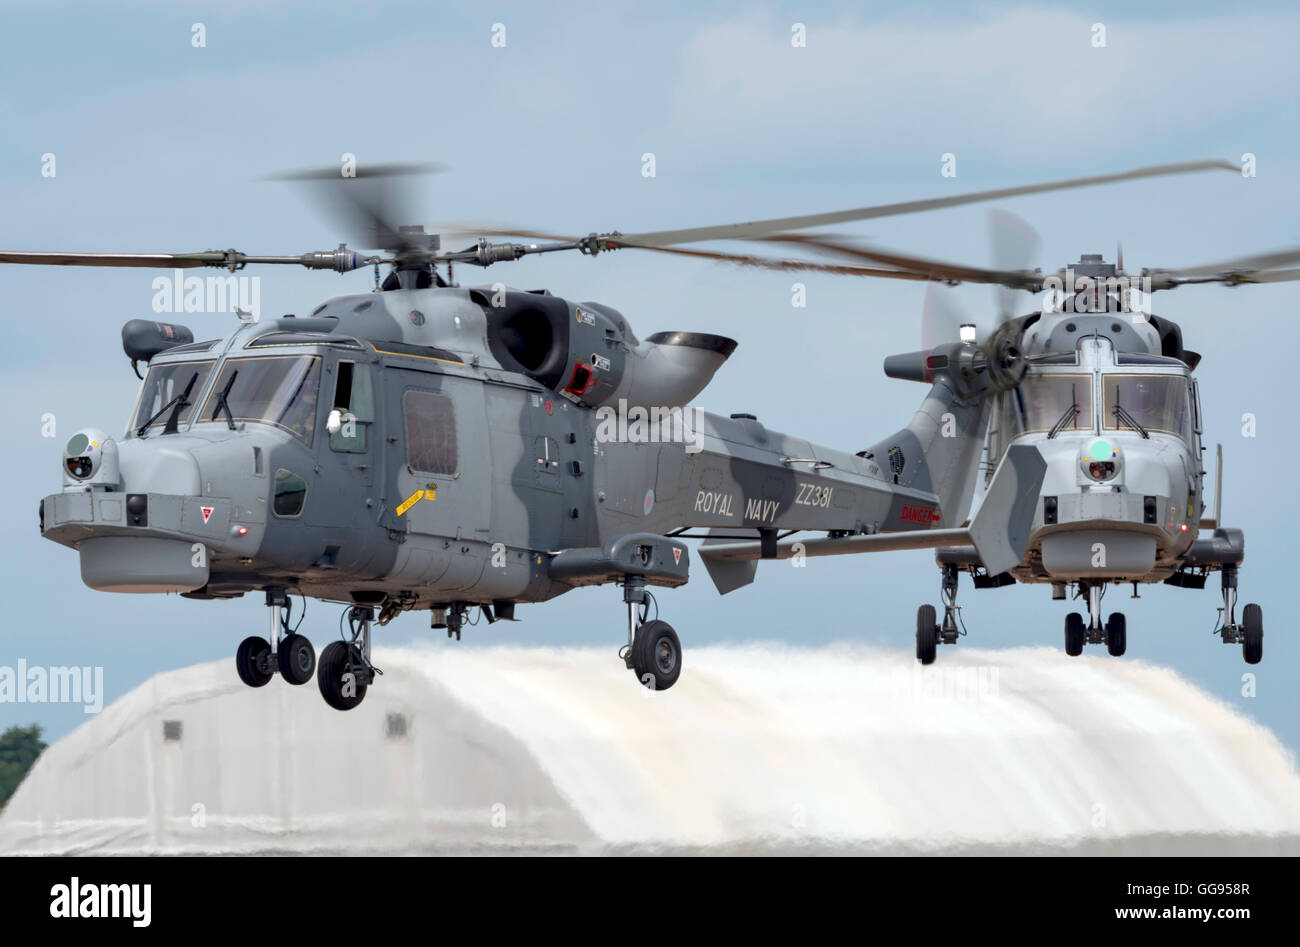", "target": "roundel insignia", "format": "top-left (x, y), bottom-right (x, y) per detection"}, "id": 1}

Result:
top-left (643, 489), bottom-right (655, 516)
